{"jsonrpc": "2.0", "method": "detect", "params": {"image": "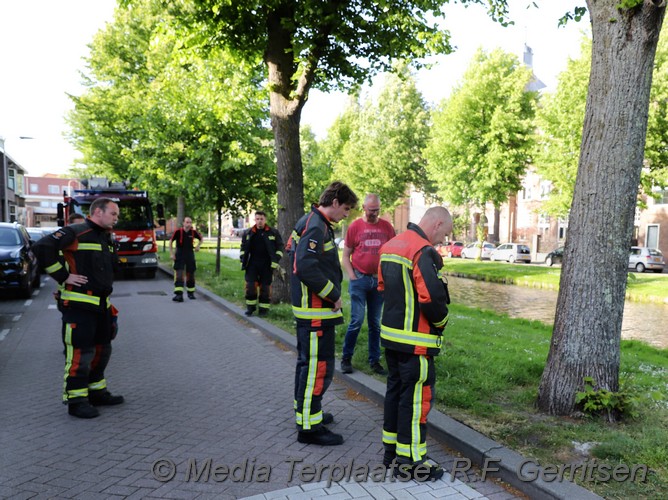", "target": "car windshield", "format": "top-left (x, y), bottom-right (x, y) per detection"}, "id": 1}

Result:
top-left (649, 249), bottom-right (663, 257)
top-left (77, 200), bottom-right (154, 230)
top-left (518, 245), bottom-right (530, 254)
top-left (0, 228), bottom-right (21, 246)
